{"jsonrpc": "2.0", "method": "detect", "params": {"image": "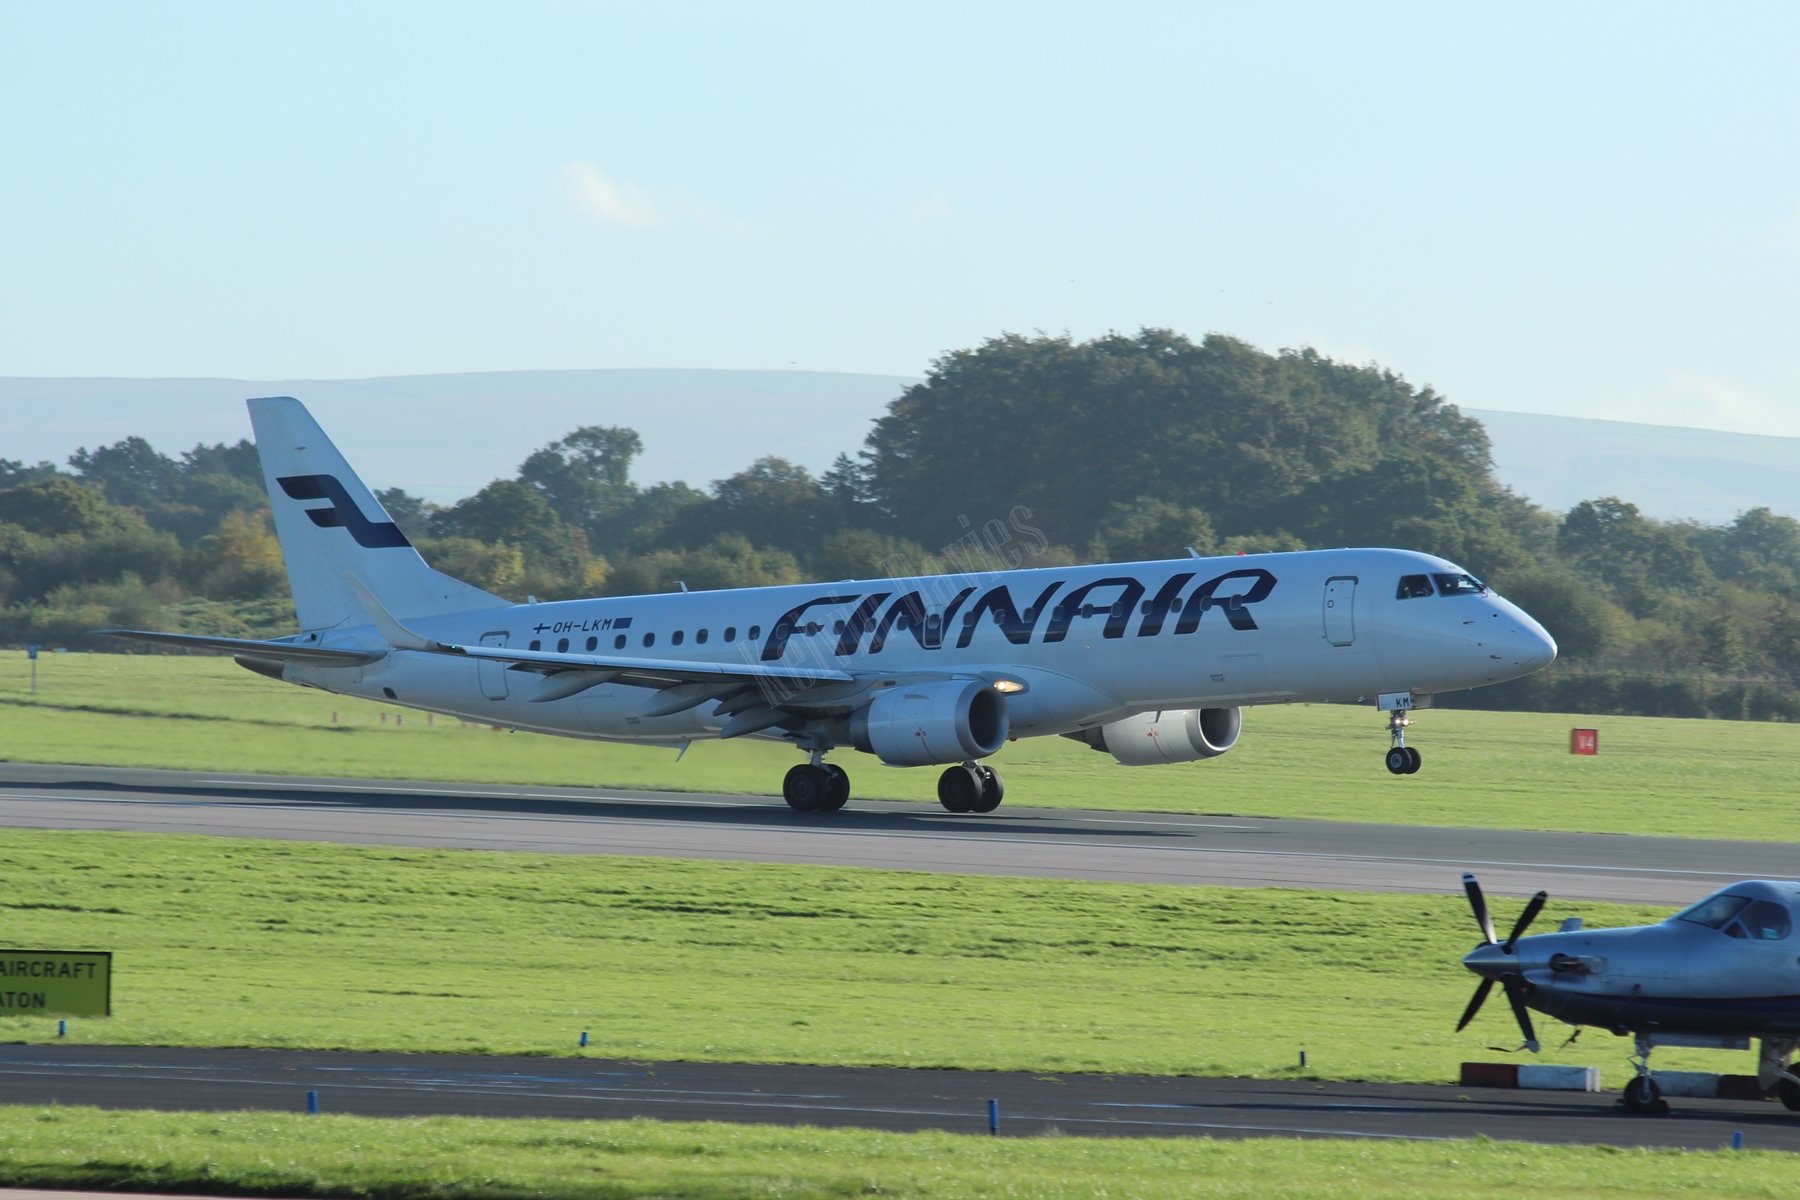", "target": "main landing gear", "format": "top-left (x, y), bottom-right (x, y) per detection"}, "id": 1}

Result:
top-left (1385, 709), bottom-right (1422, 775)
top-left (937, 762), bottom-right (1003, 814)
top-left (783, 757), bottom-right (849, 812)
